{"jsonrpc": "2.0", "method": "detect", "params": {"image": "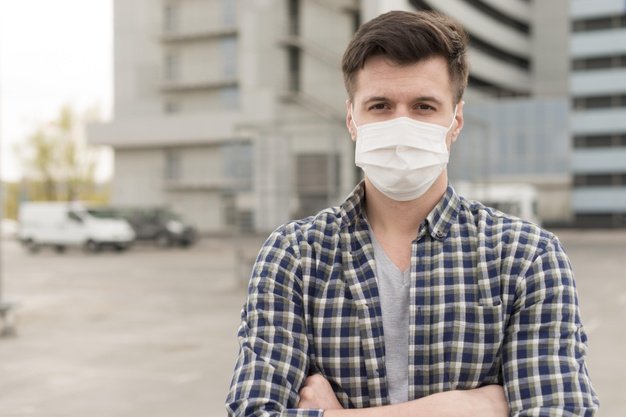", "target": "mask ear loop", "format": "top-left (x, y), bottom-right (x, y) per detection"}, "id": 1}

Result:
top-left (447, 105), bottom-right (459, 132)
top-left (350, 105), bottom-right (360, 139)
